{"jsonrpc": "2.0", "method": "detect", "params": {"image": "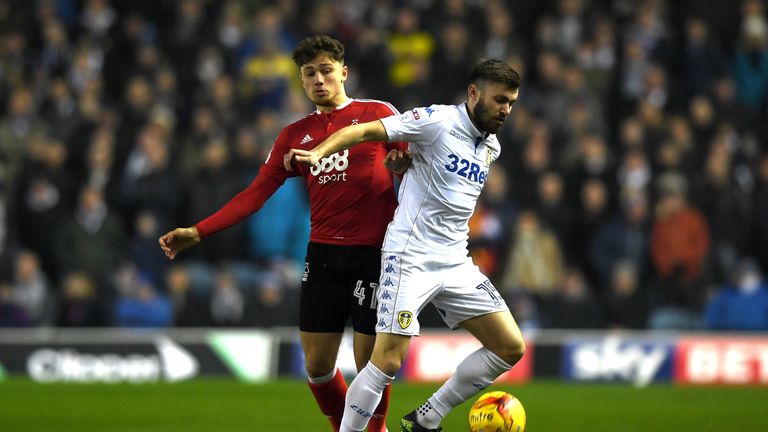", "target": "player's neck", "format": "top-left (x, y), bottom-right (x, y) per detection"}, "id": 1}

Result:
top-left (316, 95), bottom-right (351, 114)
top-left (465, 103), bottom-right (484, 134)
